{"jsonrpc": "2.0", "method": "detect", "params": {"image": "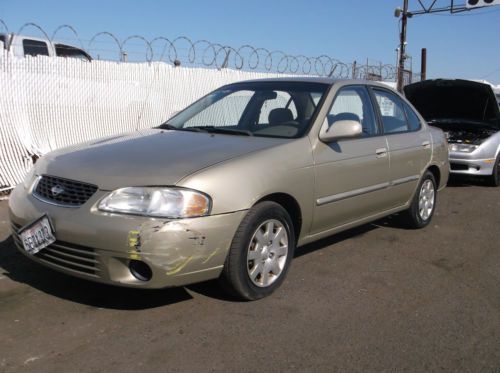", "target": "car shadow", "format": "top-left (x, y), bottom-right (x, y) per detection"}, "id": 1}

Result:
top-left (188, 216), bottom-right (407, 300)
top-left (446, 174), bottom-right (491, 187)
top-left (0, 214), bottom-right (411, 306)
top-left (294, 214), bottom-right (408, 259)
top-left (0, 236), bottom-right (193, 310)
